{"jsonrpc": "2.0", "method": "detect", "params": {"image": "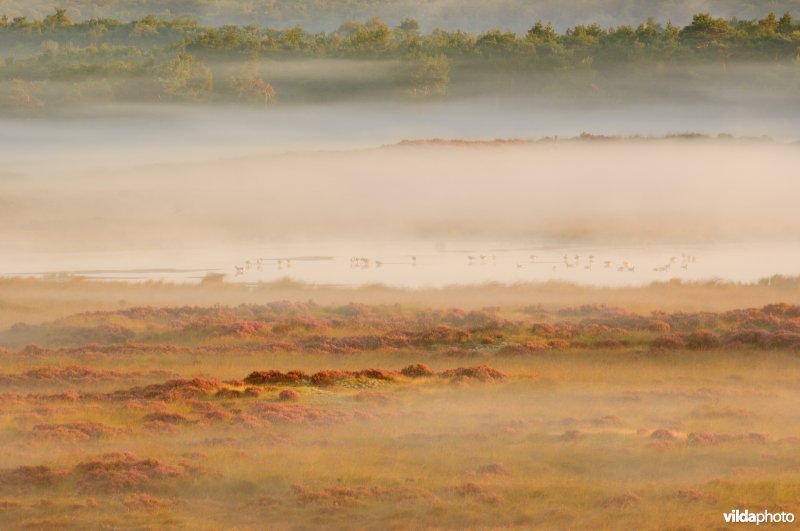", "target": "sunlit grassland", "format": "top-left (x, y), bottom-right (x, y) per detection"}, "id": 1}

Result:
top-left (0, 336), bottom-right (799, 528)
top-left (1, 285), bottom-right (800, 527)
